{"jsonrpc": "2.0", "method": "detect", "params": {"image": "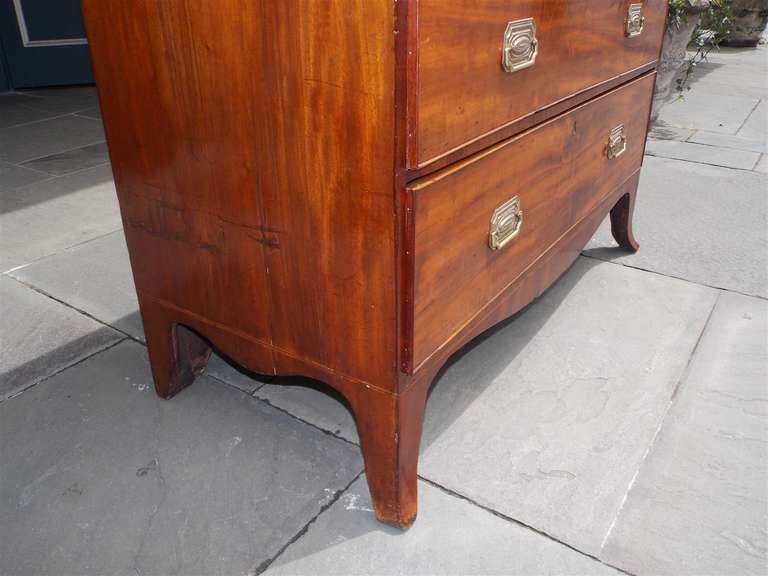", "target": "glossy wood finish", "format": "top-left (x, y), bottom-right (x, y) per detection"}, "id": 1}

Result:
top-left (405, 62), bottom-right (657, 182)
top-left (611, 191), bottom-right (641, 252)
top-left (407, 74), bottom-right (655, 369)
top-left (411, 0), bottom-right (667, 168)
top-left (83, 0), bottom-right (398, 390)
top-left (411, 171), bottom-right (644, 394)
top-left (83, 0), bottom-right (664, 529)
